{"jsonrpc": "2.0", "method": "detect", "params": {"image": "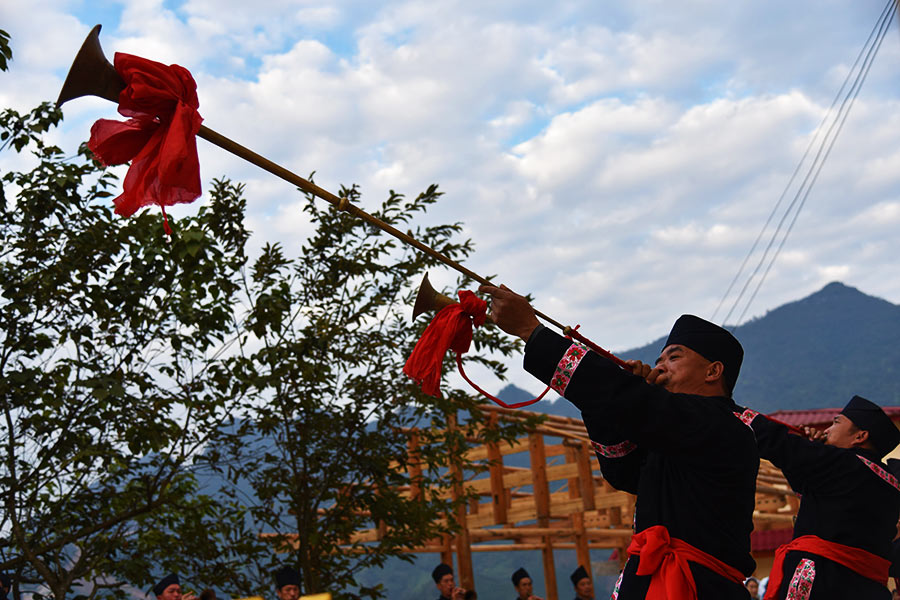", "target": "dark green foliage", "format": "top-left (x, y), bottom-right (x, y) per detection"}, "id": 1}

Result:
top-left (0, 103), bottom-right (250, 600)
top-left (0, 97), bottom-right (536, 599)
top-left (201, 180), bottom-right (534, 599)
top-left (0, 30), bottom-right (11, 72)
